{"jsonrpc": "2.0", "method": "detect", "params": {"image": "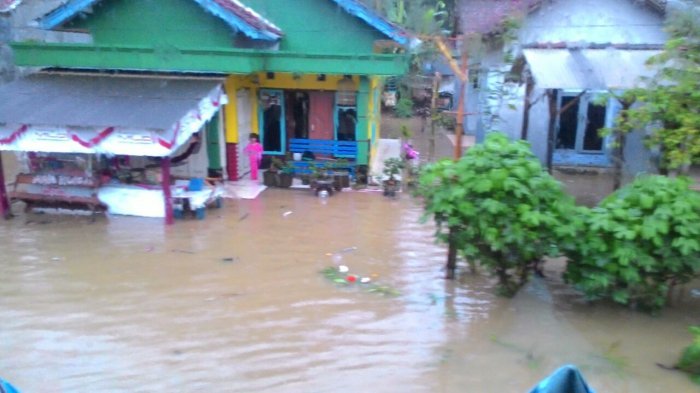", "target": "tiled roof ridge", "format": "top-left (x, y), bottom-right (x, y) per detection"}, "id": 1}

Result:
top-left (213, 0), bottom-right (283, 36)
